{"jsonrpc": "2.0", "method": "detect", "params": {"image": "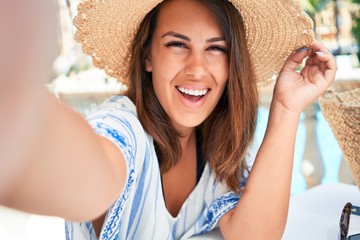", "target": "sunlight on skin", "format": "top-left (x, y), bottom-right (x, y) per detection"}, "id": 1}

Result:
top-left (0, 0), bottom-right (58, 200)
